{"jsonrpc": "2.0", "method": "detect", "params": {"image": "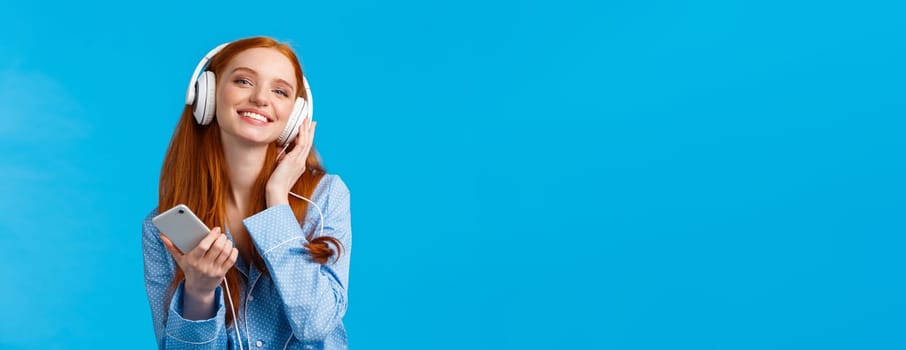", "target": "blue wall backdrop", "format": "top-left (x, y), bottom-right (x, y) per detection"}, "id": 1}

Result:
top-left (1, 0), bottom-right (904, 349)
